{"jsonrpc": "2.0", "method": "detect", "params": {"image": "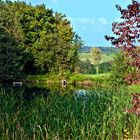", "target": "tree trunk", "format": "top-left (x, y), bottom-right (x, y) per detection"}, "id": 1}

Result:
top-left (96, 65), bottom-right (99, 74)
